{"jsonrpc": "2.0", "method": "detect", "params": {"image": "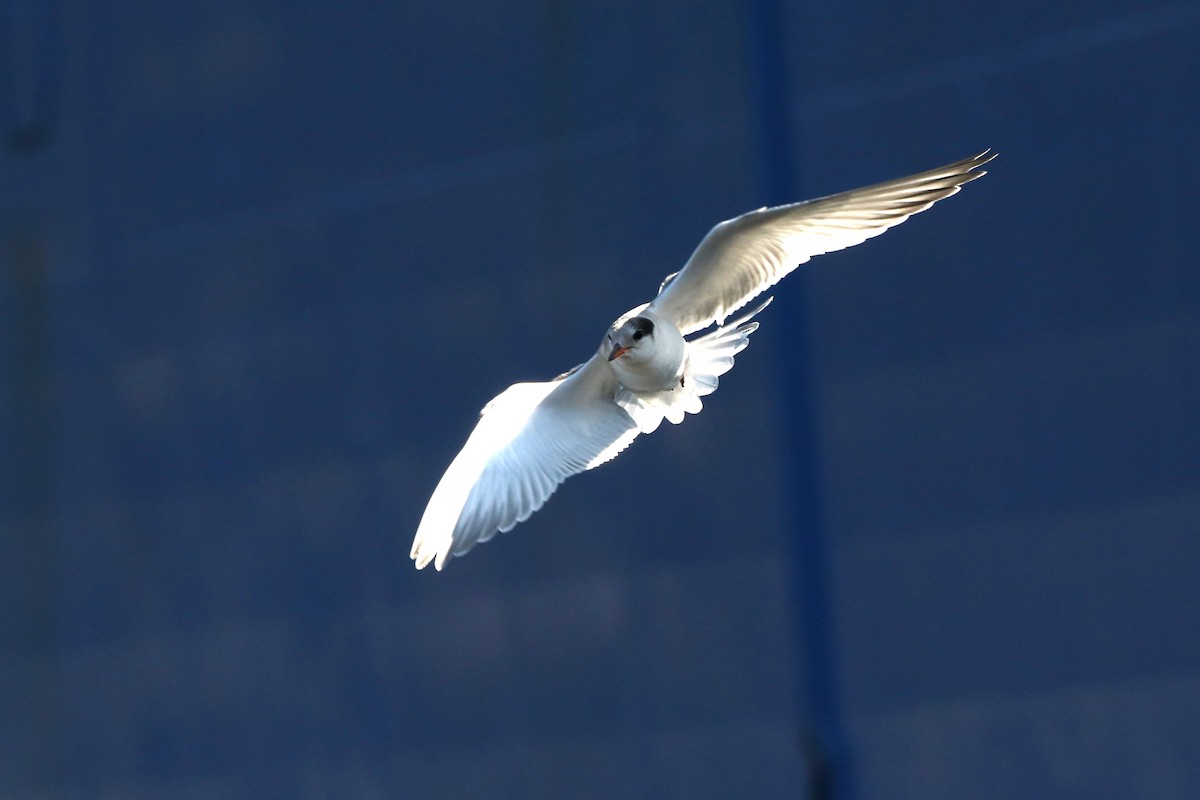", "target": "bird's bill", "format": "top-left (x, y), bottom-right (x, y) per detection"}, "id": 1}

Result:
top-left (608, 344), bottom-right (629, 361)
